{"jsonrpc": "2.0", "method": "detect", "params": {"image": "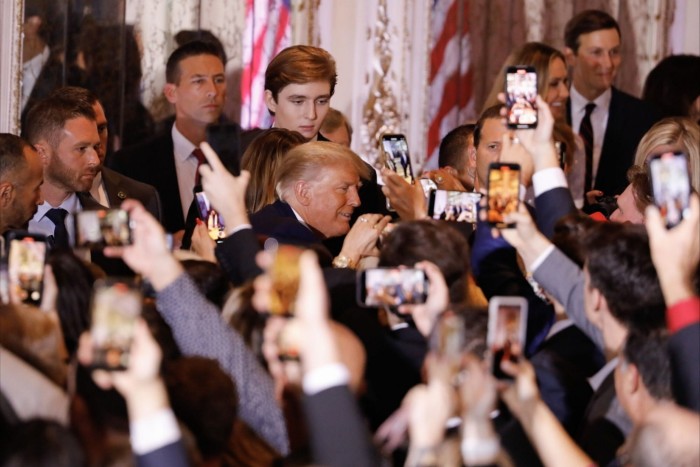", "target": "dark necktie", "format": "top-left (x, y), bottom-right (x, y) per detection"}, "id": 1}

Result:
top-left (579, 102), bottom-right (596, 193)
top-left (46, 208), bottom-right (70, 250)
top-left (192, 148), bottom-right (206, 186)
